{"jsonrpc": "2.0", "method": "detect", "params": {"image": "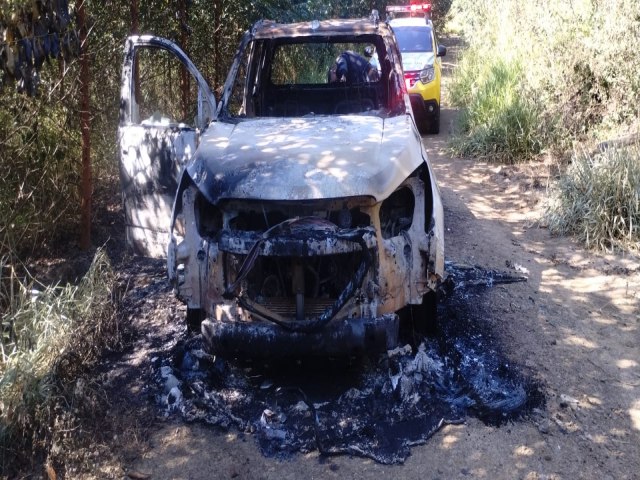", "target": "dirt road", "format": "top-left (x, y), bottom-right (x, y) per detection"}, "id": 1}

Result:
top-left (81, 39), bottom-right (640, 480)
